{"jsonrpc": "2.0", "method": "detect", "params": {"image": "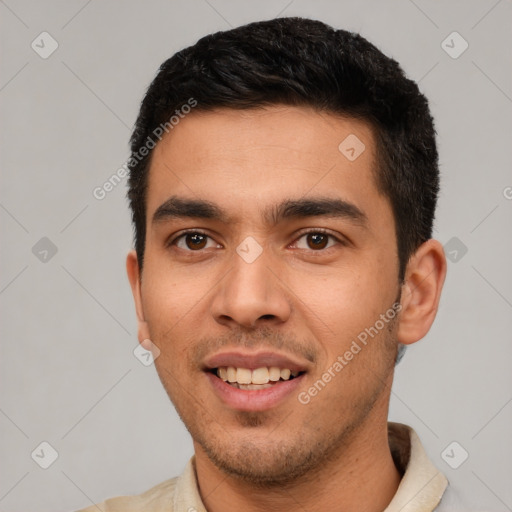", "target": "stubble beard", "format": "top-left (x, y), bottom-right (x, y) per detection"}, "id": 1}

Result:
top-left (166, 321), bottom-right (399, 488)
